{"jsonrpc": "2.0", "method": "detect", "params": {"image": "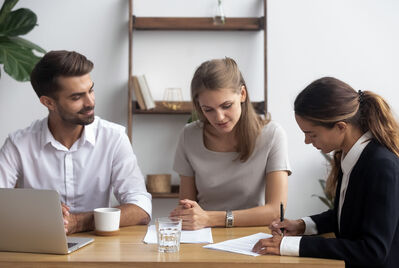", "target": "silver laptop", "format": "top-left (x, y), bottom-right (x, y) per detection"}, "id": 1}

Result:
top-left (0, 188), bottom-right (94, 254)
